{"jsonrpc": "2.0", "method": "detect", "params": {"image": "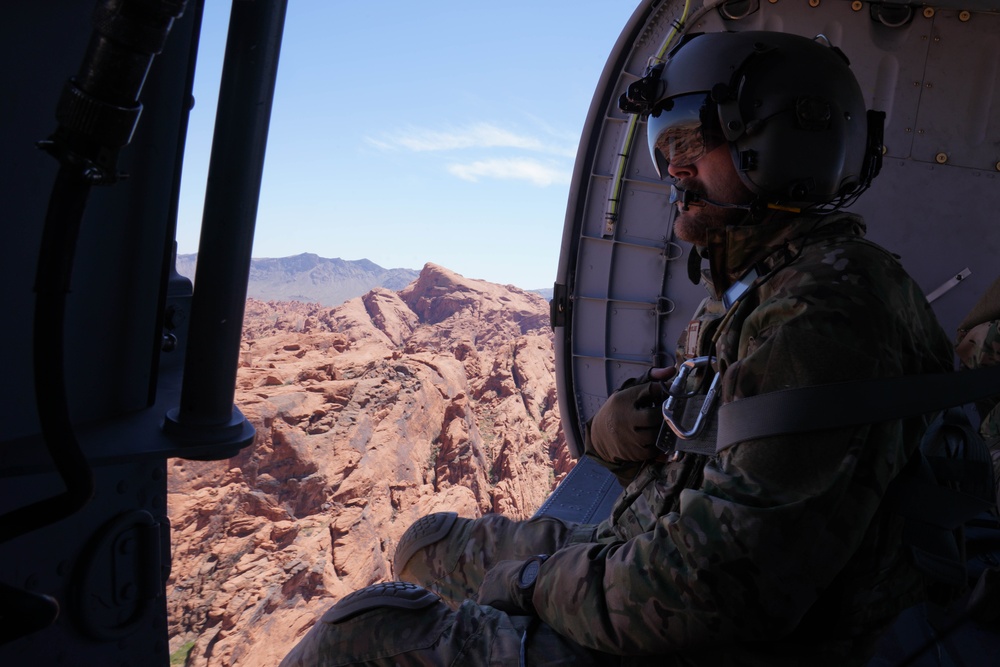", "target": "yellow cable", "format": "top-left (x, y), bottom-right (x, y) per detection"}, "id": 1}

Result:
top-left (606, 0), bottom-right (692, 233)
